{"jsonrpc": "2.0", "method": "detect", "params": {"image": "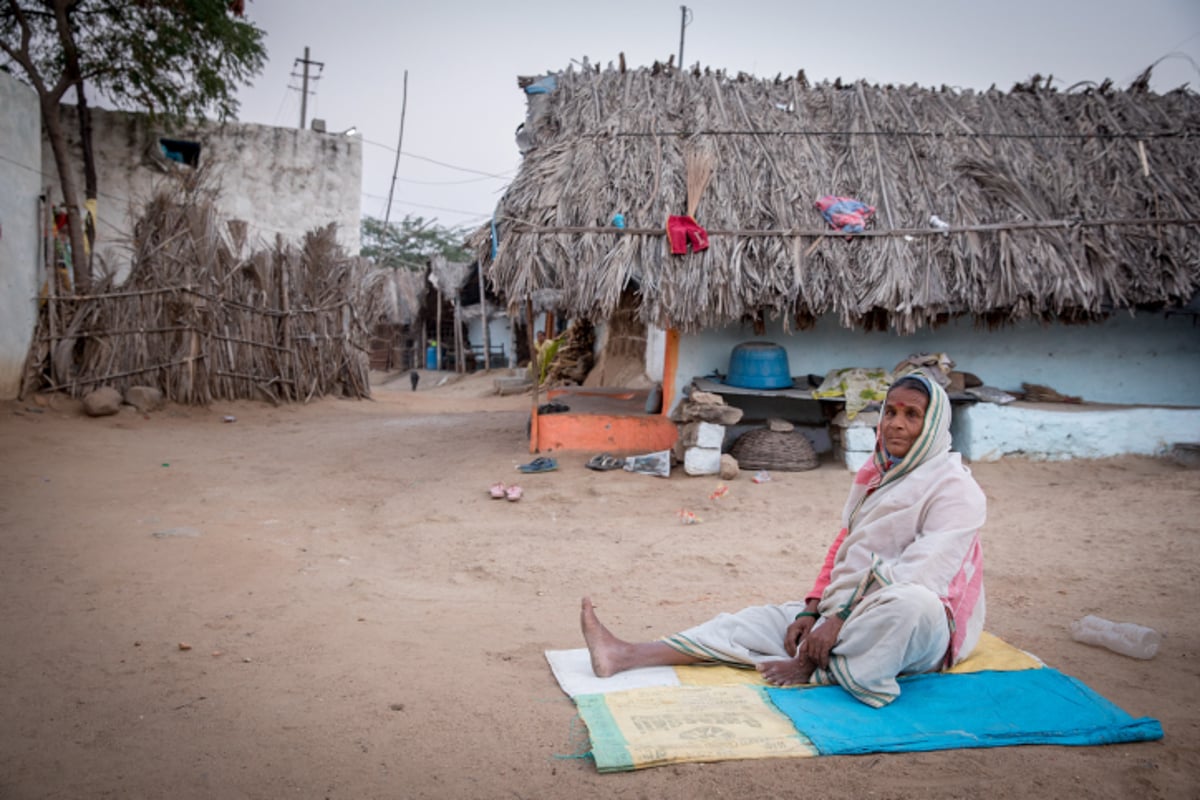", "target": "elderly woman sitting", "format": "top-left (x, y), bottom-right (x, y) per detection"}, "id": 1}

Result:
top-left (580, 373), bottom-right (986, 707)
